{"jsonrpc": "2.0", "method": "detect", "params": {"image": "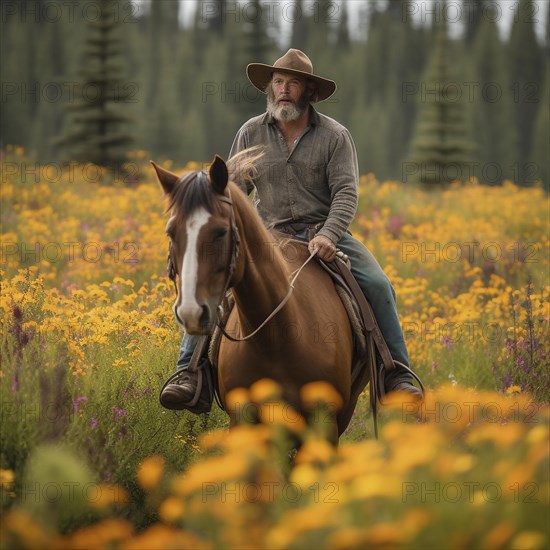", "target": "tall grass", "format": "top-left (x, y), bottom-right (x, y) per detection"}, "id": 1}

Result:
top-left (1, 155), bottom-right (549, 547)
